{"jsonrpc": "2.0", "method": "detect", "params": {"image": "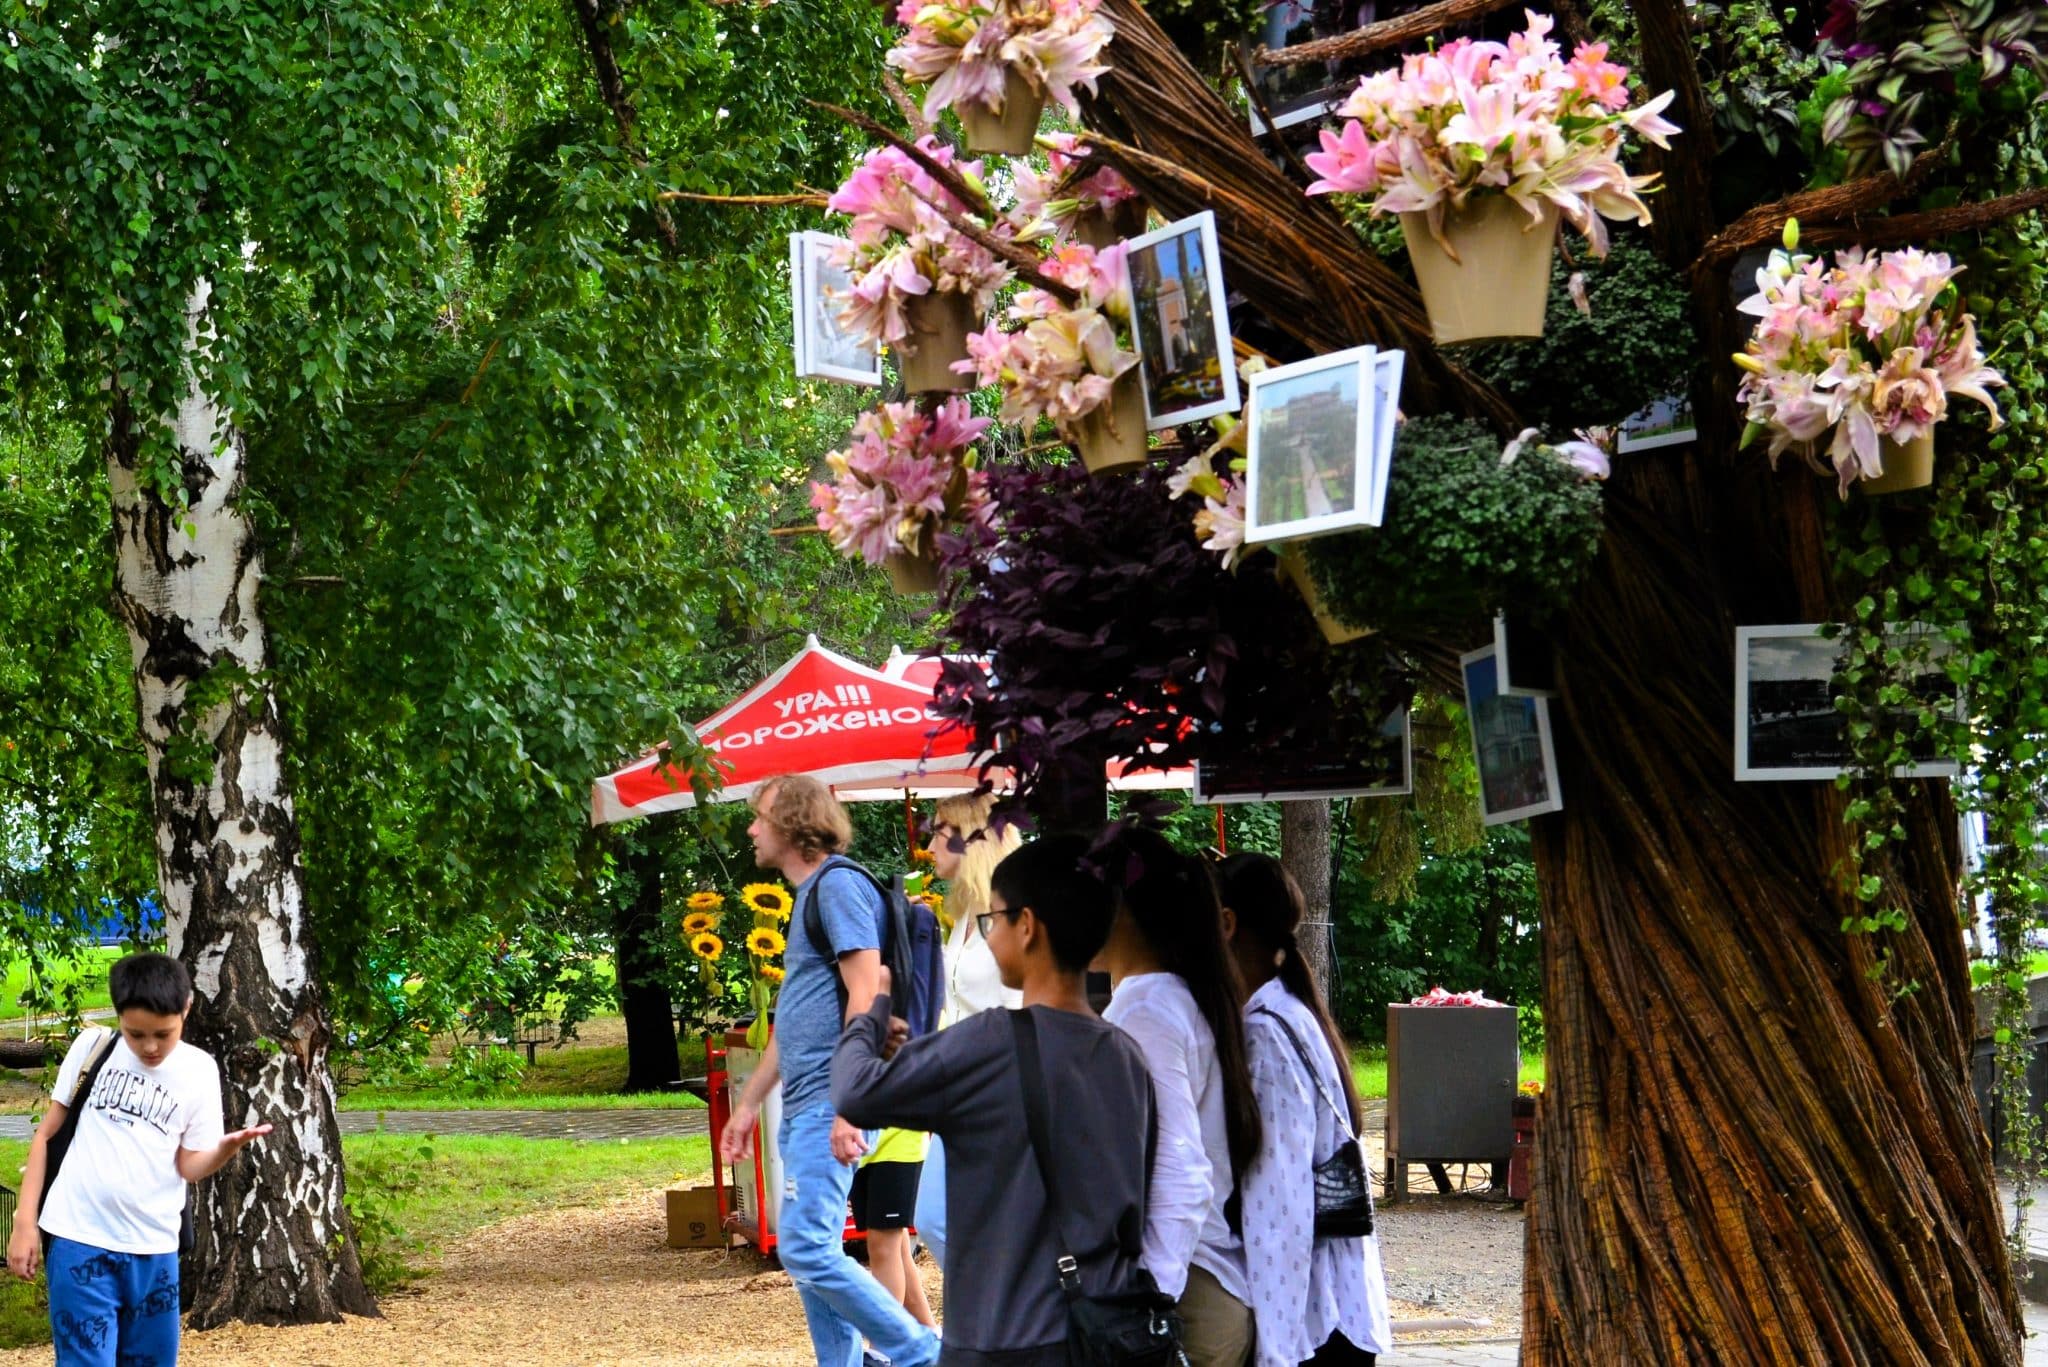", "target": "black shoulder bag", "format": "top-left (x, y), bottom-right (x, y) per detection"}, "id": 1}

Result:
top-left (1008, 1009), bottom-right (1189, 1367)
top-left (1253, 1006), bottom-right (1374, 1238)
top-left (38, 1027), bottom-right (120, 1256)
